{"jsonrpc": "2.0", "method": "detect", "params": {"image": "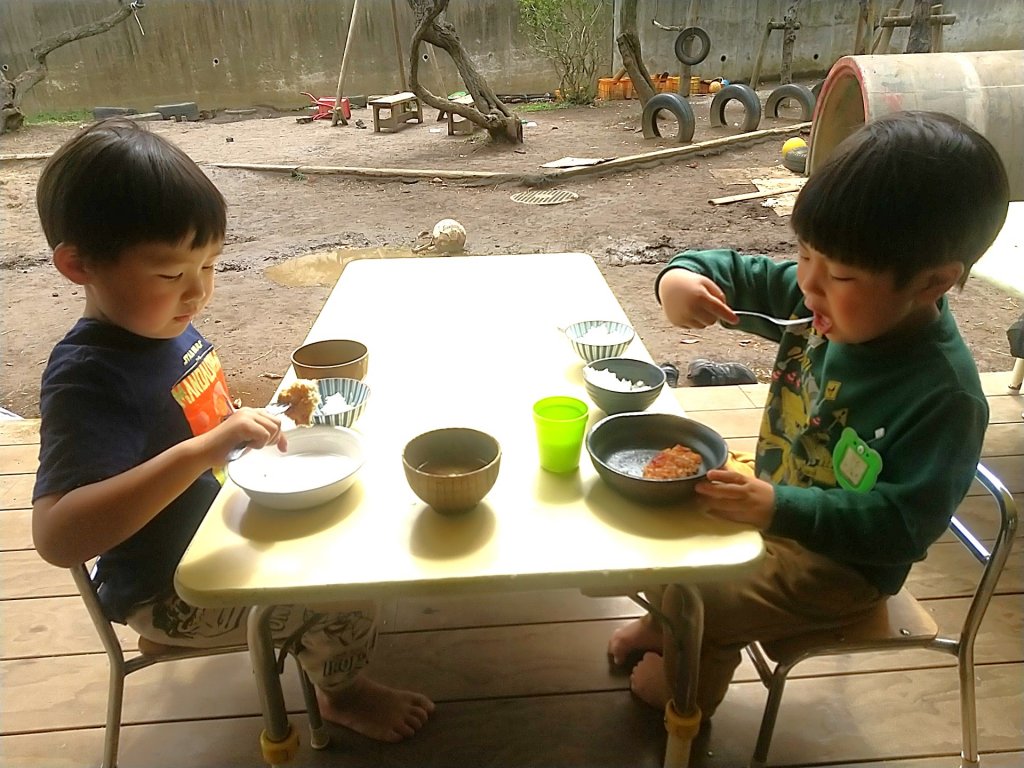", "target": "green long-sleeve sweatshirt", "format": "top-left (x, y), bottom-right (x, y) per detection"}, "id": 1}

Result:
top-left (658, 249), bottom-right (988, 594)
